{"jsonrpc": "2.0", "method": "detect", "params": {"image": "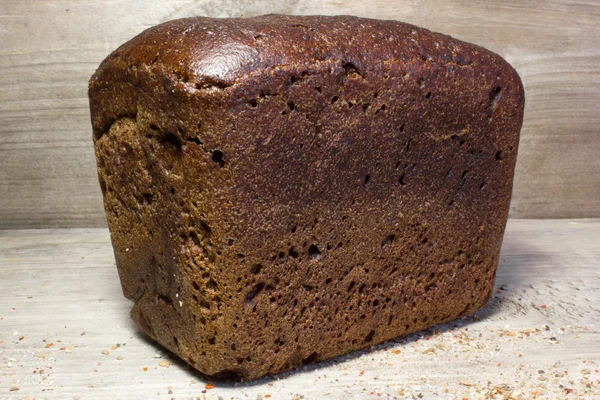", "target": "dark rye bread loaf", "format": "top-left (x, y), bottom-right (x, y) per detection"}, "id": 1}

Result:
top-left (89, 14), bottom-right (524, 380)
